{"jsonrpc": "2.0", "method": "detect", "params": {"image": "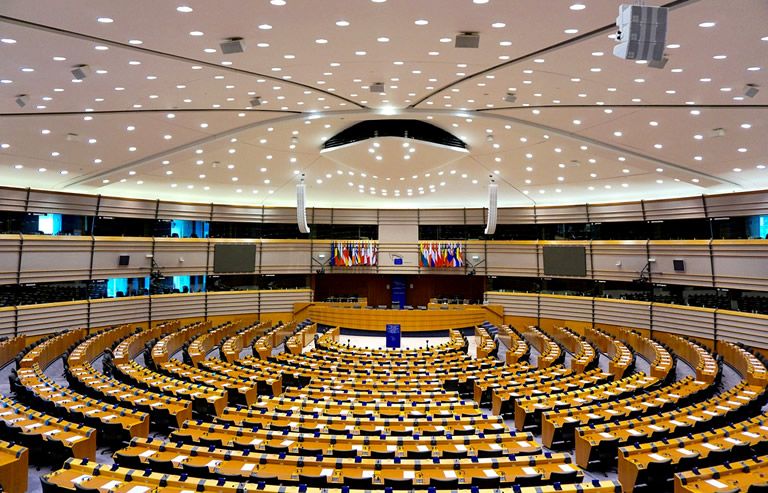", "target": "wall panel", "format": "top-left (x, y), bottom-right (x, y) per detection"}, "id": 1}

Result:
top-left (326, 209), bottom-right (378, 225)
top-left (19, 237), bottom-right (92, 283)
top-left (0, 235), bottom-right (21, 285)
top-left (259, 240), bottom-right (311, 274)
top-left (590, 241), bottom-right (648, 283)
top-left (154, 238), bottom-right (209, 276)
top-left (711, 240), bottom-right (768, 291)
top-left (588, 202), bottom-right (644, 223)
top-left (540, 295), bottom-right (592, 323)
top-left (261, 289), bottom-right (312, 314)
top-left (211, 204), bottom-right (263, 223)
top-left (648, 240), bottom-right (713, 287)
top-left (716, 310), bottom-right (768, 349)
top-left (485, 241), bottom-right (539, 277)
top-left (377, 241), bottom-right (420, 274)
top-left (157, 201), bottom-right (211, 221)
top-left (706, 190), bottom-right (768, 218)
top-left (207, 291), bottom-right (261, 317)
top-left (91, 238), bottom-right (153, 280)
top-left (0, 187), bottom-right (29, 212)
top-left (98, 197), bottom-right (156, 219)
top-left (497, 207), bottom-right (536, 225)
top-left (89, 296), bottom-right (150, 328)
top-left (484, 292), bottom-right (538, 318)
top-left (378, 209), bottom-right (419, 226)
top-left (652, 303), bottom-right (715, 340)
top-left (17, 301), bottom-right (88, 336)
top-left (594, 298), bottom-right (651, 330)
top-left (151, 293), bottom-right (206, 321)
top-left (27, 190), bottom-right (97, 216)
top-left (0, 307), bottom-right (15, 338)
top-left (535, 205), bottom-right (588, 224)
top-left (644, 196), bottom-right (705, 221)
